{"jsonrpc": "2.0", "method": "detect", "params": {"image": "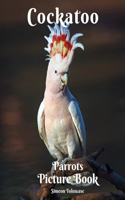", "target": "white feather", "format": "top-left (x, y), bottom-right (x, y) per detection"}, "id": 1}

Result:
top-left (54, 23), bottom-right (60, 36)
top-left (47, 25), bottom-right (54, 33)
top-left (60, 24), bottom-right (64, 34)
top-left (44, 47), bottom-right (50, 53)
top-left (66, 29), bottom-right (70, 41)
top-left (44, 36), bottom-right (52, 43)
top-left (71, 33), bottom-right (83, 44)
top-left (68, 100), bottom-right (86, 156)
top-left (73, 43), bottom-right (84, 50)
top-left (45, 58), bottom-right (50, 61)
top-left (37, 100), bottom-right (44, 134)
